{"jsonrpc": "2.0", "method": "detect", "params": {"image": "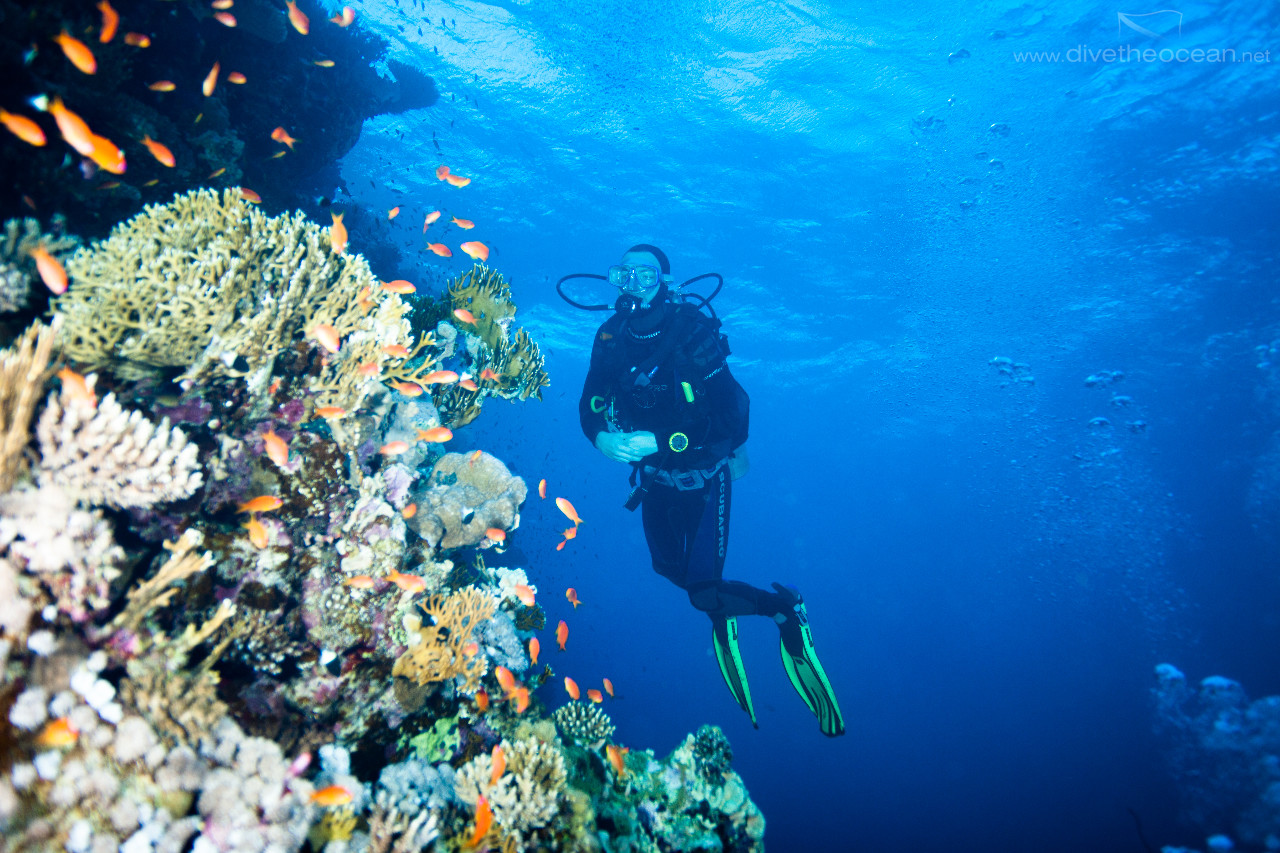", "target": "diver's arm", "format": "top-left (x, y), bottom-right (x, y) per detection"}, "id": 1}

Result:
top-left (595, 430), bottom-right (658, 463)
top-left (696, 361), bottom-right (749, 460)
